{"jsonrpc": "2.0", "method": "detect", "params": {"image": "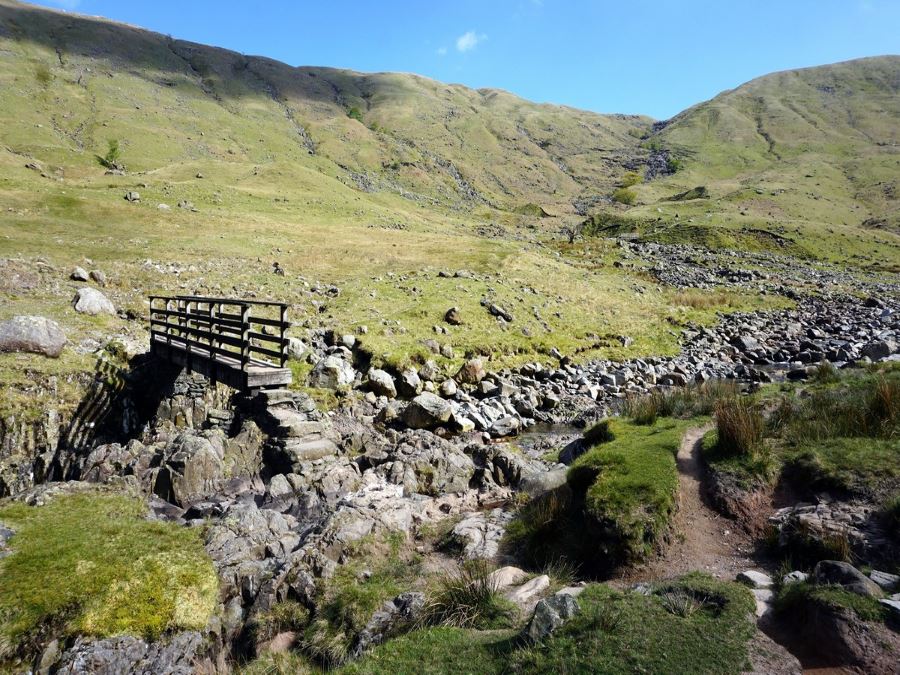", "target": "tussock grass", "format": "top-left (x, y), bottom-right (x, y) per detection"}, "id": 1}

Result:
top-left (713, 396), bottom-right (764, 458)
top-left (623, 380), bottom-right (739, 425)
top-left (423, 559), bottom-right (516, 630)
